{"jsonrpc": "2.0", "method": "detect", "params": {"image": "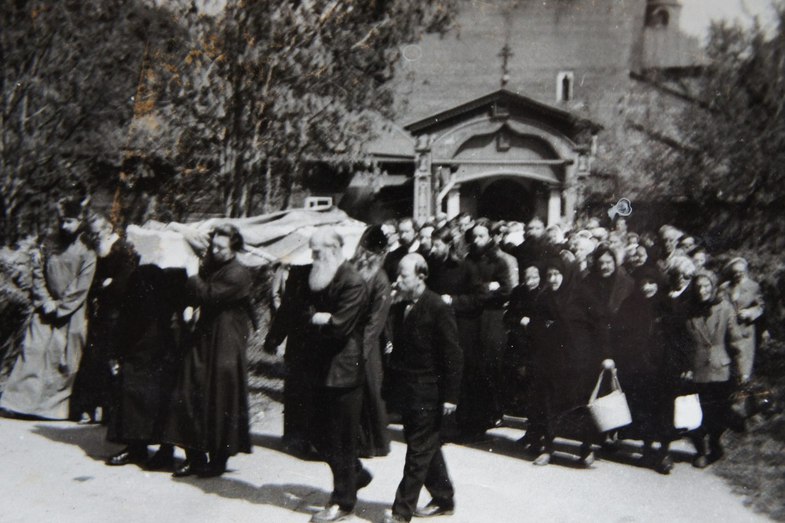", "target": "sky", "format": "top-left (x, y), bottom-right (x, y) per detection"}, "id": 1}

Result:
top-left (680, 0), bottom-right (780, 40)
